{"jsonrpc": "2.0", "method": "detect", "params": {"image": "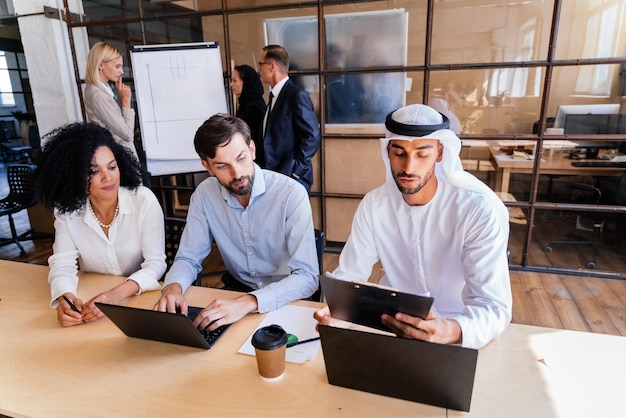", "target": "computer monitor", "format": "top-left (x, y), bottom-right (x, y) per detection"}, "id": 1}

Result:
top-left (553, 103), bottom-right (621, 133)
top-left (563, 113), bottom-right (622, 134)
